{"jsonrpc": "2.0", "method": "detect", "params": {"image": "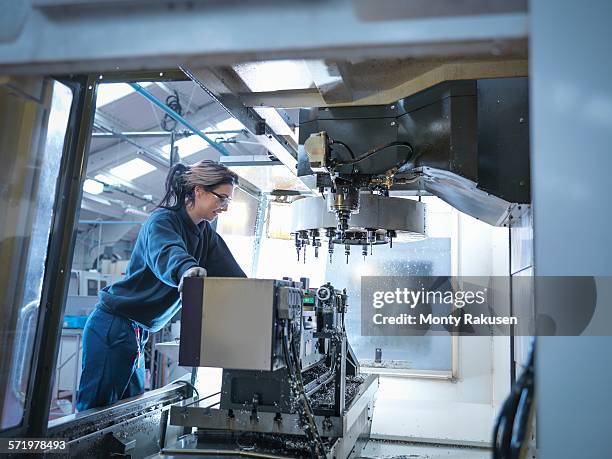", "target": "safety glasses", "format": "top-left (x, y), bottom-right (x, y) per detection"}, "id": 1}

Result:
top-left (209, 190), bottom-right (232, 208)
